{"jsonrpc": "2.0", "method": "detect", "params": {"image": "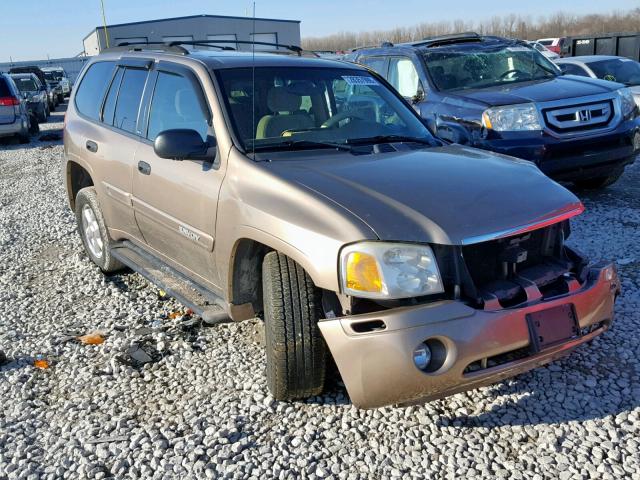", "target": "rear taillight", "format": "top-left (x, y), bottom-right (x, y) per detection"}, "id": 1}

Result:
top-left (0, 96), bottom-right (20, 106)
